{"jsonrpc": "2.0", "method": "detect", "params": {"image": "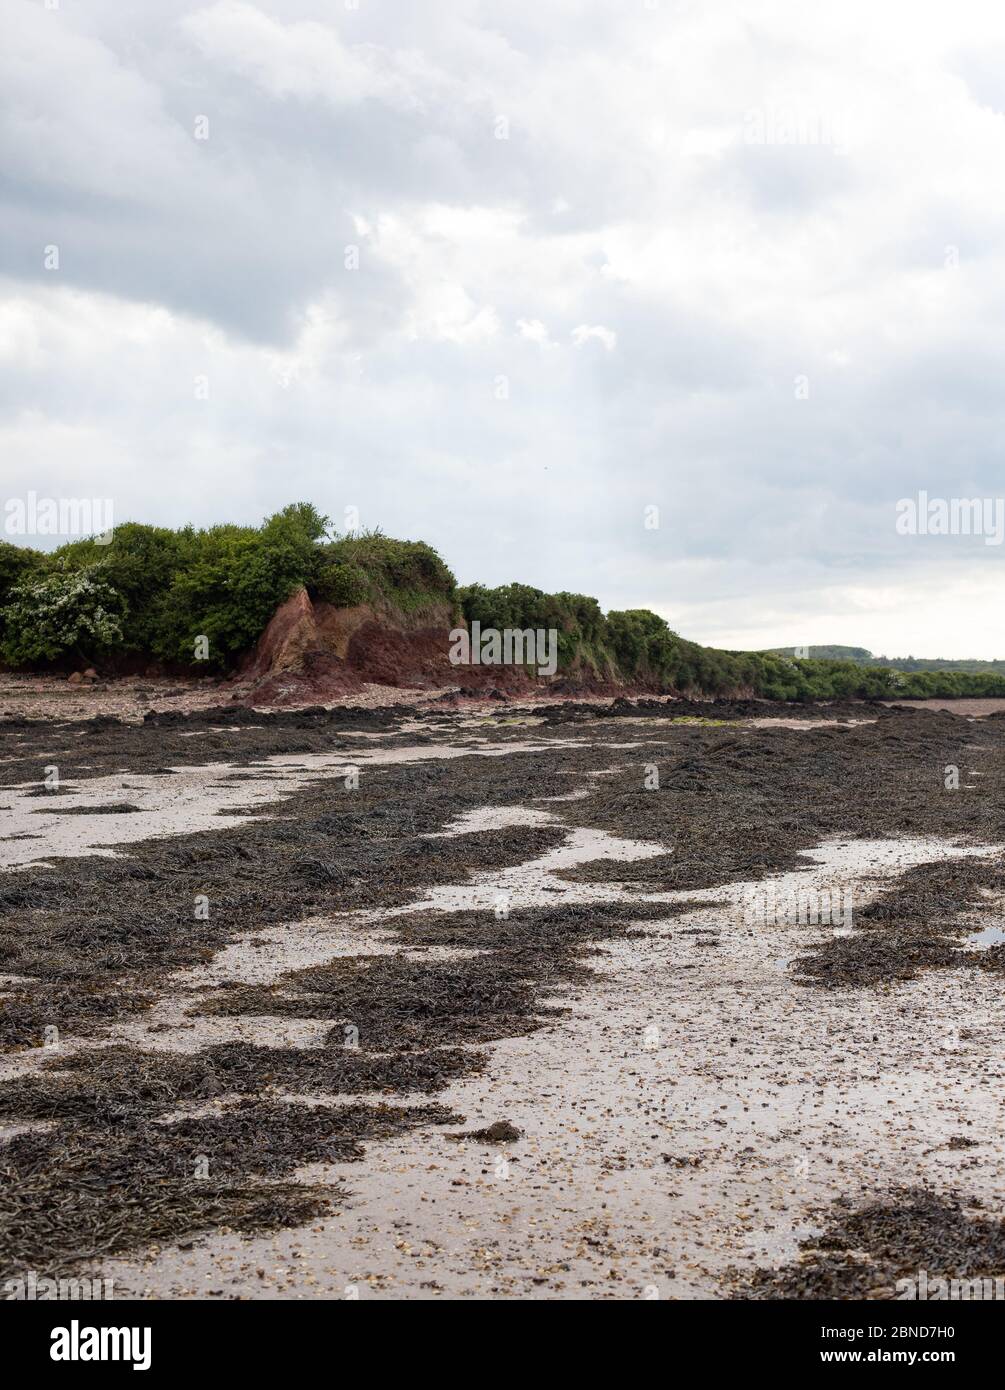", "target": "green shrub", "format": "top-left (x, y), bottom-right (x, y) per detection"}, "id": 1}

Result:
top-left (151, 505), bottom-right (329, 668)
top-left (322, 533), bottom-right (456, 604)
top-left (457, 582), bottom-right (611, 672)
top-left (0, 541), bottom-right (48, 606)
top-left (313, 561), bottom-right (369, 608)
top-left (0, 570), bottom-right (126, 666)
top-left (606, 609), bottom-right (678, 680)
top-left (54, 523), bottom-right (187, 653)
